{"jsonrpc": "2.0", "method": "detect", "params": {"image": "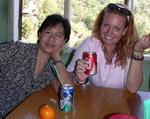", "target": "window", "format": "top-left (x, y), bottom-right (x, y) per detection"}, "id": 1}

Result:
top-left (133, 0), bottom-right (150, 60)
